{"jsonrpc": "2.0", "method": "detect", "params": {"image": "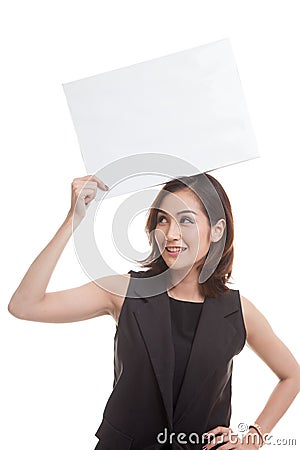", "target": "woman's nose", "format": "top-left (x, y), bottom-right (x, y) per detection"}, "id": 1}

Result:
top-left (166, 220), bottom-right (182, 240)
